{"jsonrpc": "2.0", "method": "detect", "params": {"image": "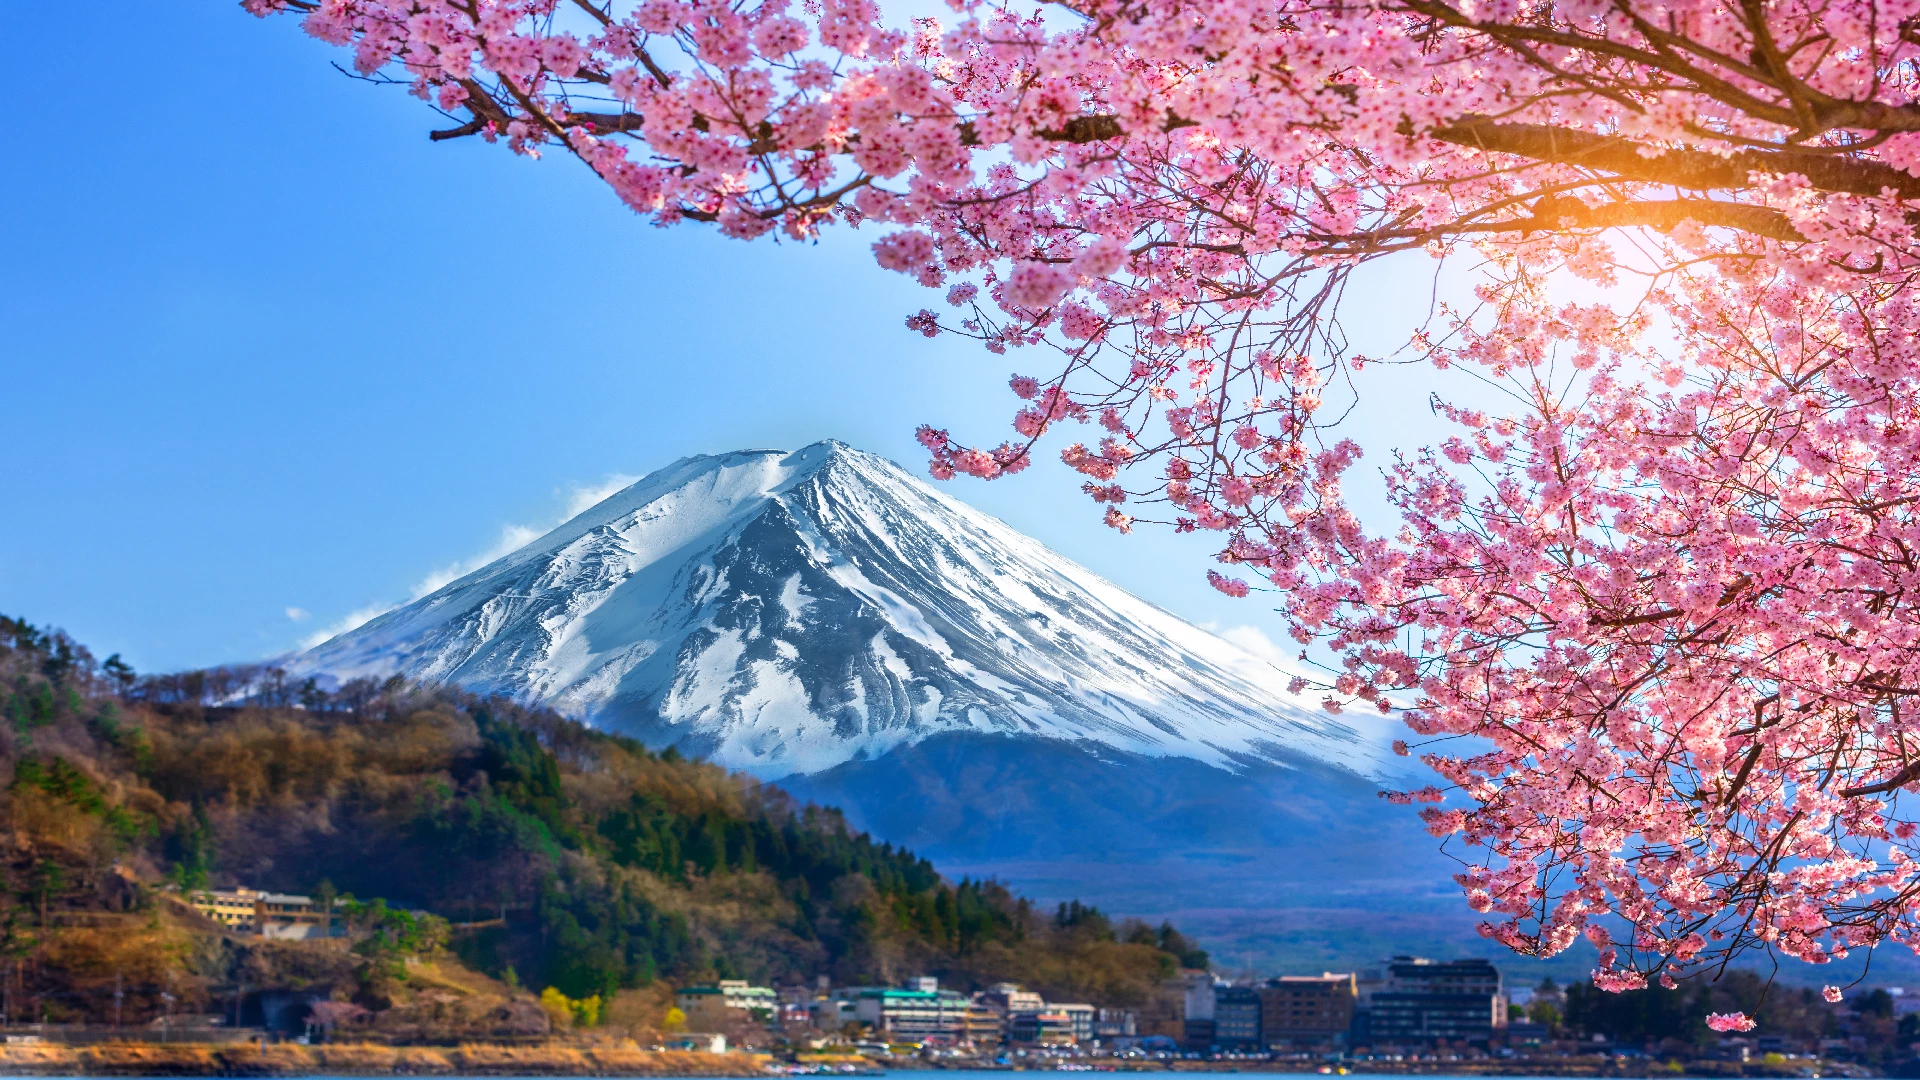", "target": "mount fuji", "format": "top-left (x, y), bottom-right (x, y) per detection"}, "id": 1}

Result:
top-left (298, 441), bottom-right (1482, 970)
